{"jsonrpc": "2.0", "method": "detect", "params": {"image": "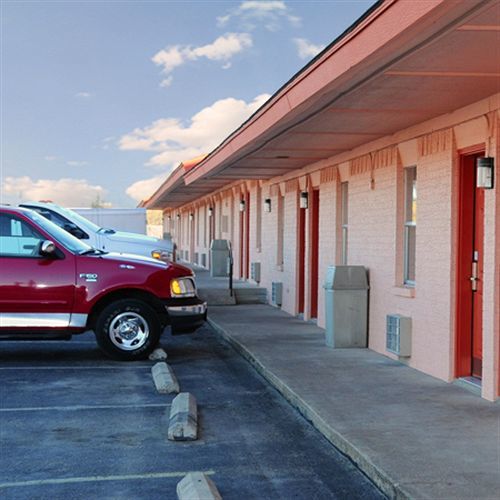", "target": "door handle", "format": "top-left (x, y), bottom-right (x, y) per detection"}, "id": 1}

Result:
top-left (470, 261), bottom-right (478, 292)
